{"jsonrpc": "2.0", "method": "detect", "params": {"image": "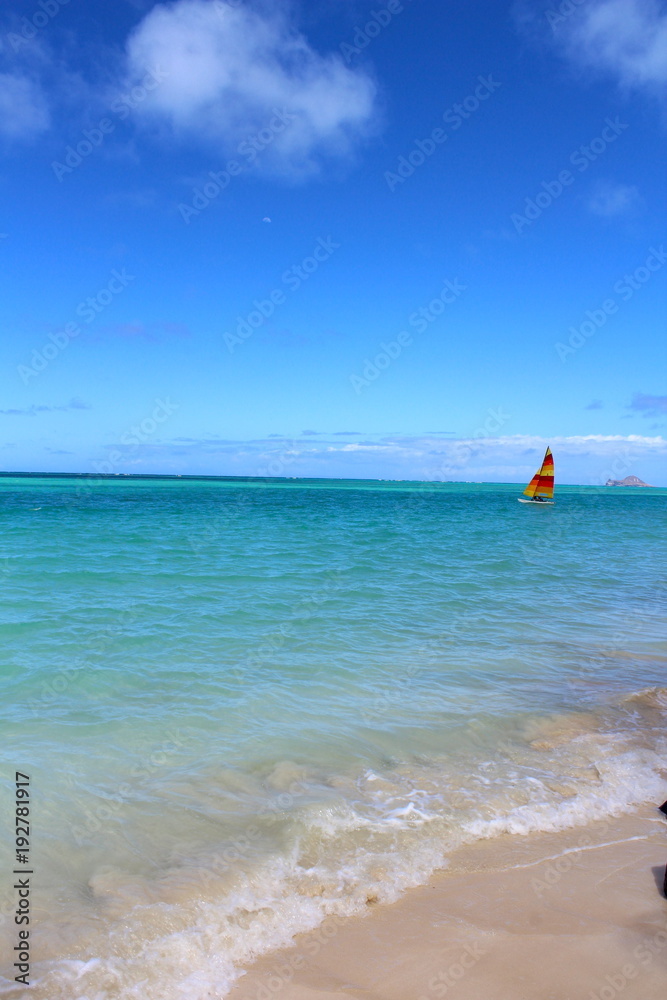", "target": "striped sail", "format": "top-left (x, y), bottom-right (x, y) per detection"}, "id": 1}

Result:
top-left (523, 447), bottom-right (554, 499)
